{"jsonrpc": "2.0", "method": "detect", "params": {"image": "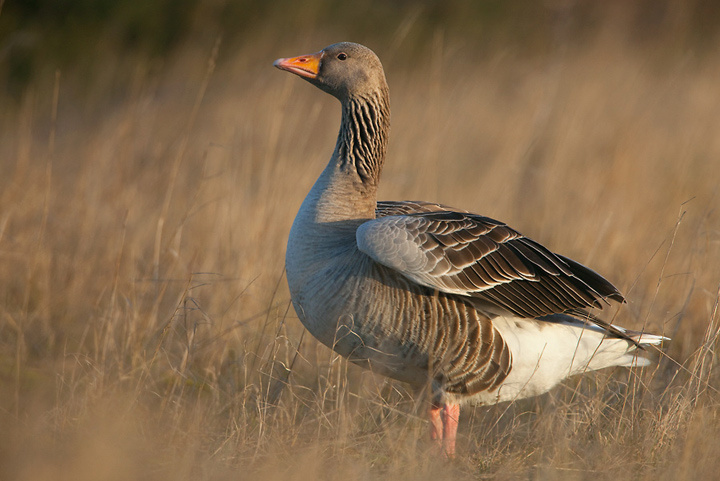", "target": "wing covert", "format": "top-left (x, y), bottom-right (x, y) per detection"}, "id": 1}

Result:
top-left (359, 201), bottom-right (624, 318)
